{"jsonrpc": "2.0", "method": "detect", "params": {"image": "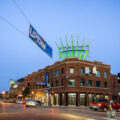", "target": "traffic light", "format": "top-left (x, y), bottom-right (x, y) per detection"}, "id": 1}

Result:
top-left (27, 81), bottom-right (31, 87)
top-left (51, 91), bottom-right (54, 95)
top-left (117, 73), bottom-right (120, 80)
